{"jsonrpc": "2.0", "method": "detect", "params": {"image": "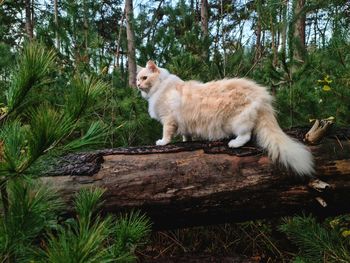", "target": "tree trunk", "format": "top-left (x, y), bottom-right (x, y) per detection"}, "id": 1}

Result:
top-left (54, 0), bottom-right (60, 51)
top-left (115, 13), bottom-right (124, 69)
top-left (82, 0), bottom-right (89, 62)
top-left (255, 16), bottom-right (262, 63)
top-left (292, 0), bottom-right (306, 62)
top-left (41, 129), bottom-right (350, 230)
top-left (254, 0), bottom-right (262, 63)
top-left (25, 0), bottom-right (34, 40)
top-left (200, 0), bottom-right (209, 61)
top-left (125, 0), bottom-right (137, 87)
top-left (270, 16), bottom-right (278, 67)
top-left (281, 0), bottom-right (288, 64)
